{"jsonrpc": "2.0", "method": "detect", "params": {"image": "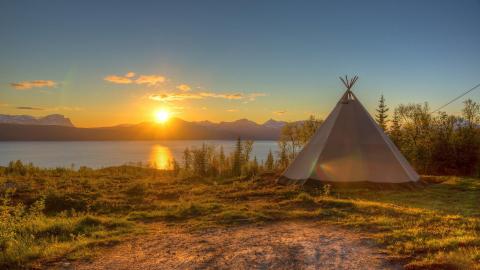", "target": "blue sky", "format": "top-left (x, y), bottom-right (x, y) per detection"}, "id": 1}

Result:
top-left (1, 0), bottom-right (479, 126)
